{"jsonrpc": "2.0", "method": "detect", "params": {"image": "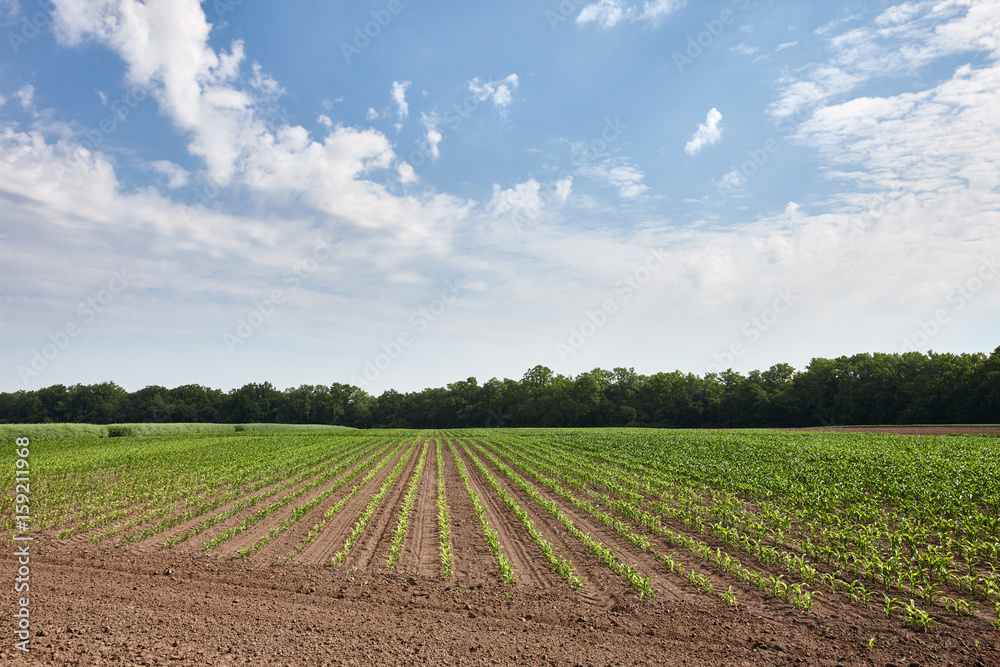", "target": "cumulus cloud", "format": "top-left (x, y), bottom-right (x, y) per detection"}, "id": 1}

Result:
top-left (714, 169), bottom-right (746, 197)
top-left (554, 177), bottom-right (573, 204)
top-left (249, 62), bottom-right (284, 98)
top-left (875, 2), bottom-right (927, 26)
top-left (397, 161), bottom-right (417, 184)
top-left (391, 80), bottom-right (410, 119)
top-left (31, 0), bottom-right (459, 264)
top-left (488, 179), bottom-right (543, 219)
top-left (731, 43), bottom-right (759, 56)
top-left (578, 160), bottom-right (649, 199)
top-left (14, 83), bottom-right (34, 110)
top-left (468, 74), bottom-right (519, 112)
top-left (150, 160), bottom-right (189, 188)
top-left (4, 0), bottom-right (998, 392)
top-left (637, 0), bottom-right (684, 24)
top-left (488, 177), bottom-right (573, 224)
top-left (51, 1), bottom-right (259, 175)
top-left (770, 0), bottom-right (1000, 119)
top-left (421, 112), bottom-right (442, 161)
top-left (684, 107), bottom-right (723, 156)
top-left (769, 67), bottom-right (861, 119)
top-left (795, 61), bottom-right (1000, 199)
top-left (577, 0), bottom-right (683, 28)
top-left (577, 0), bottom-right (626, 27)
top-left (606, 166), bottom-right (649, 198)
